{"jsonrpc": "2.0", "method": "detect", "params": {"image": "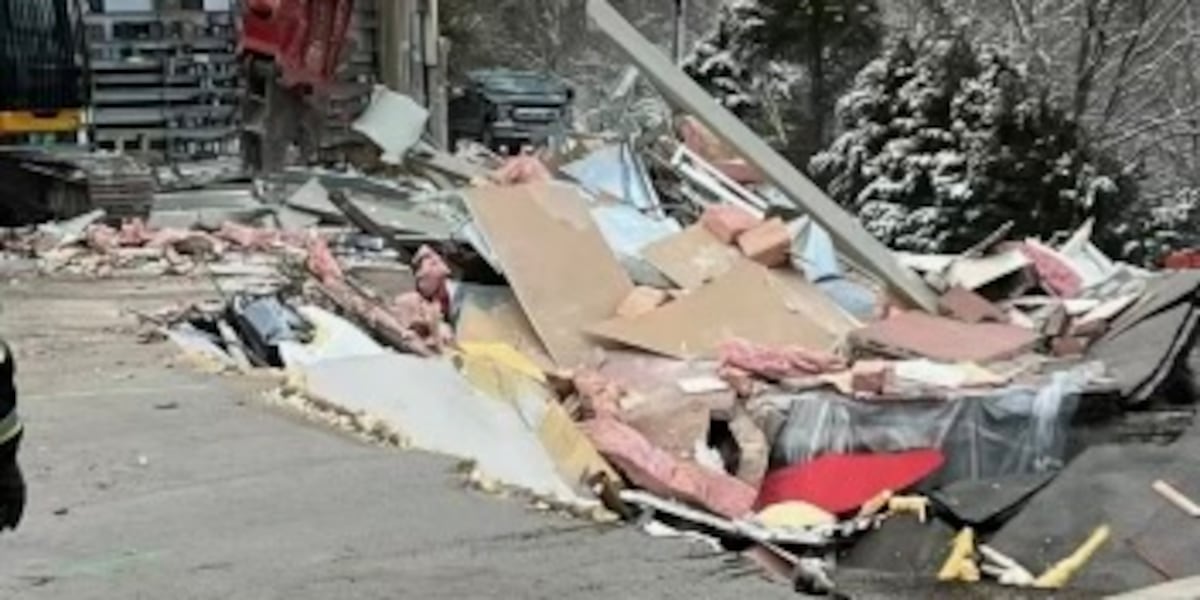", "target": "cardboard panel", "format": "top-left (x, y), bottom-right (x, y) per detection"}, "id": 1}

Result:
top-left (465, 183), bottom-right (634, 368)
top-left (589, 262), bottom-right (845, 359)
